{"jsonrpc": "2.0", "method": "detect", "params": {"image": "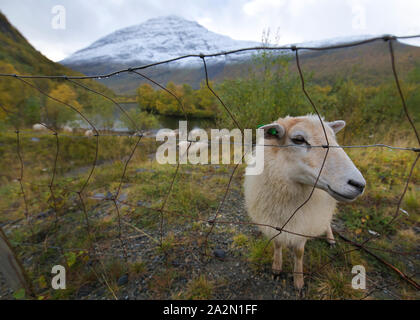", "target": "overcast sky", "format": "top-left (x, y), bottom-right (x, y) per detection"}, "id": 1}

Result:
top-left (1, 0), bottom-right (419, 61)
